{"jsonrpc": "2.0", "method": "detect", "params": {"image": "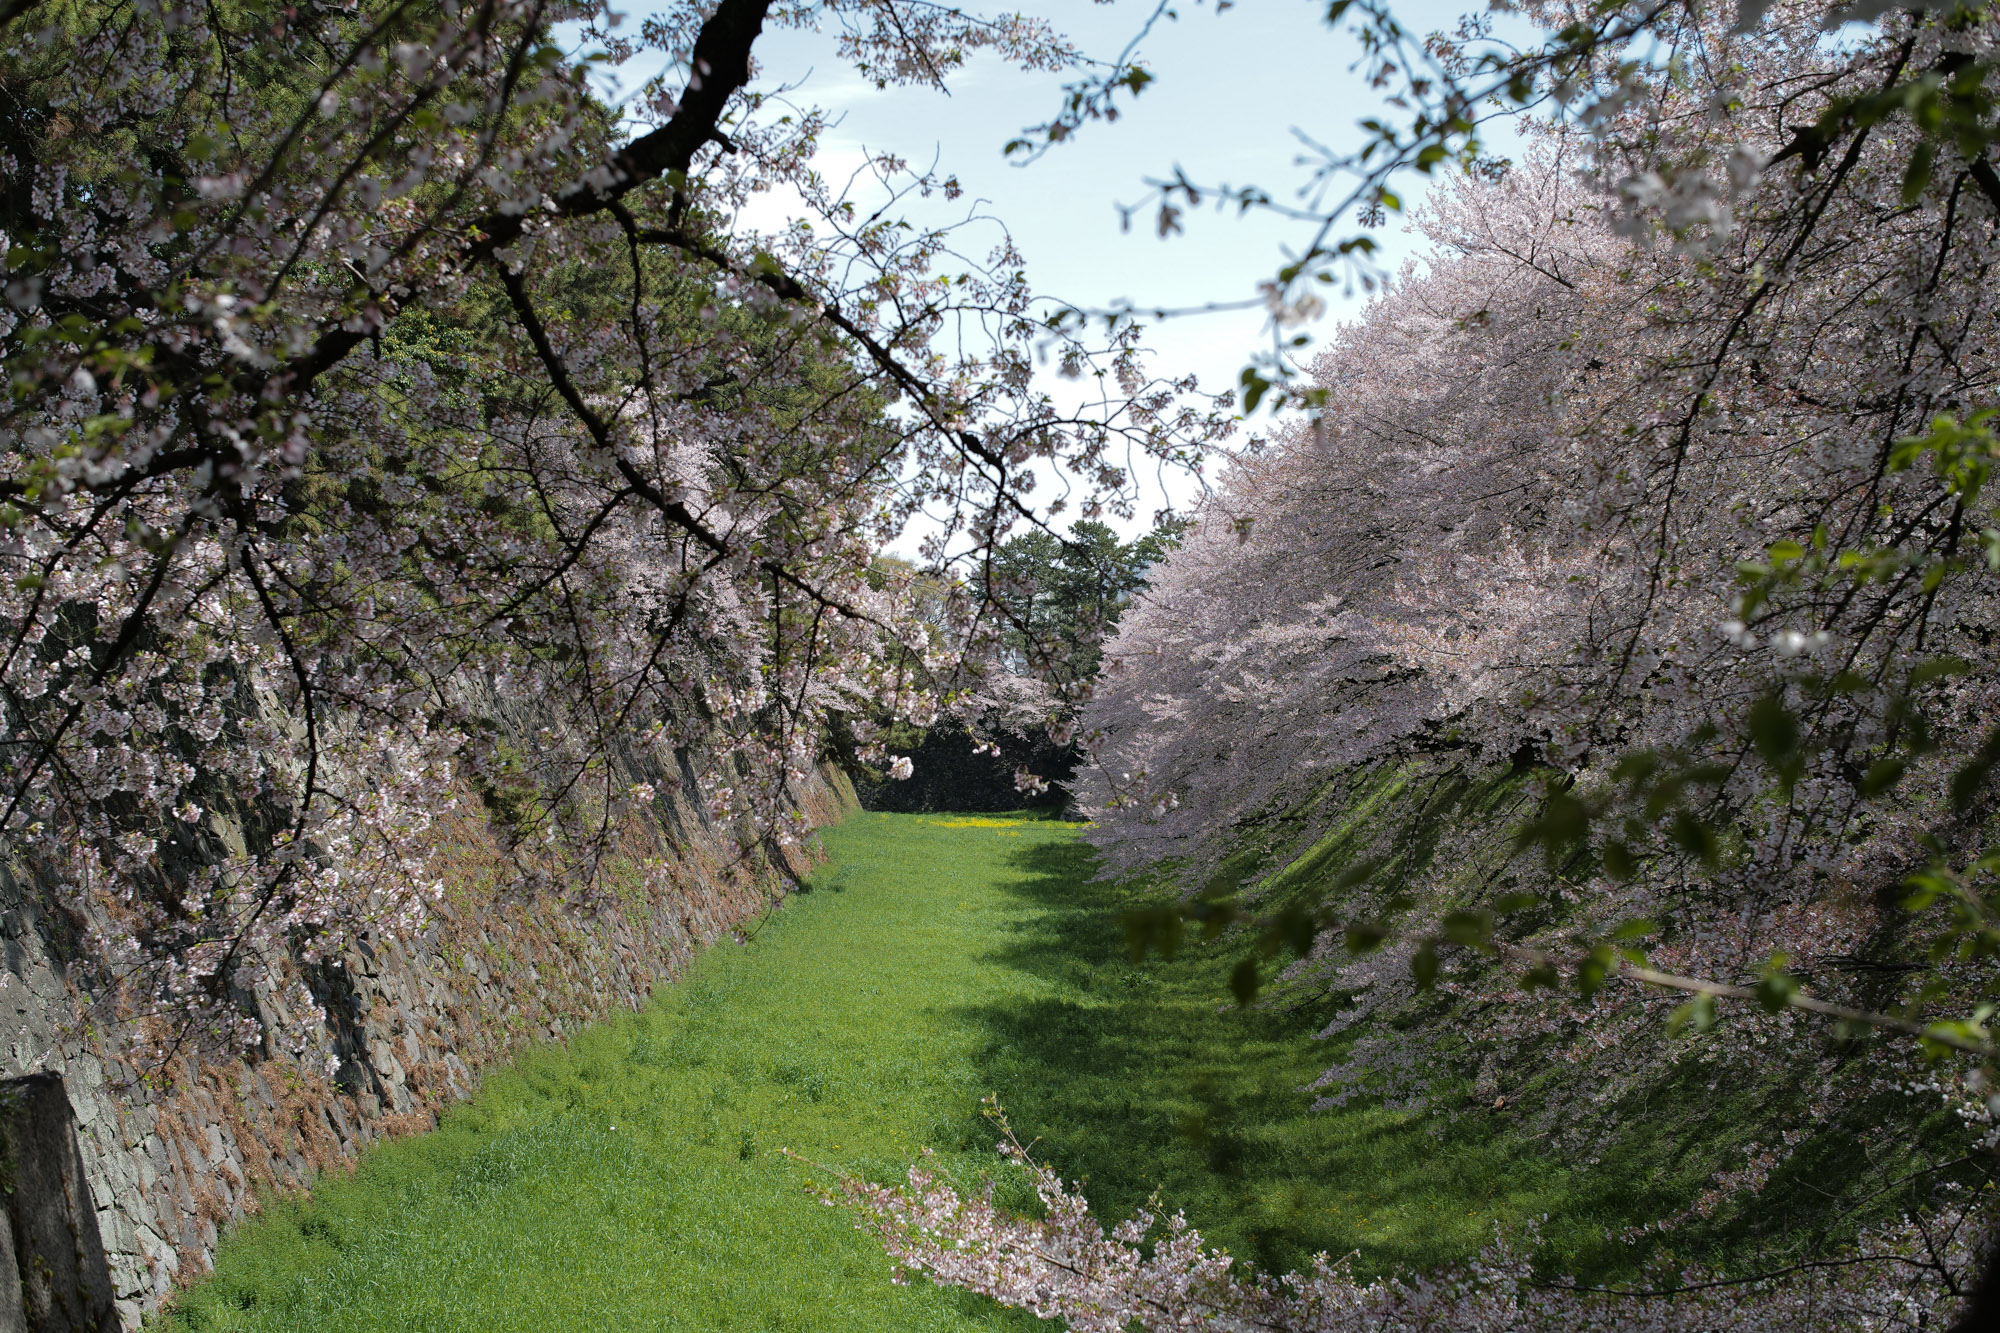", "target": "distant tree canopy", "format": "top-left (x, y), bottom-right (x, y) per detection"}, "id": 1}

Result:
top-left (978, 519), bottom-right (1187, 687)
top-left (853, 519), bottom-right (1184, 812)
